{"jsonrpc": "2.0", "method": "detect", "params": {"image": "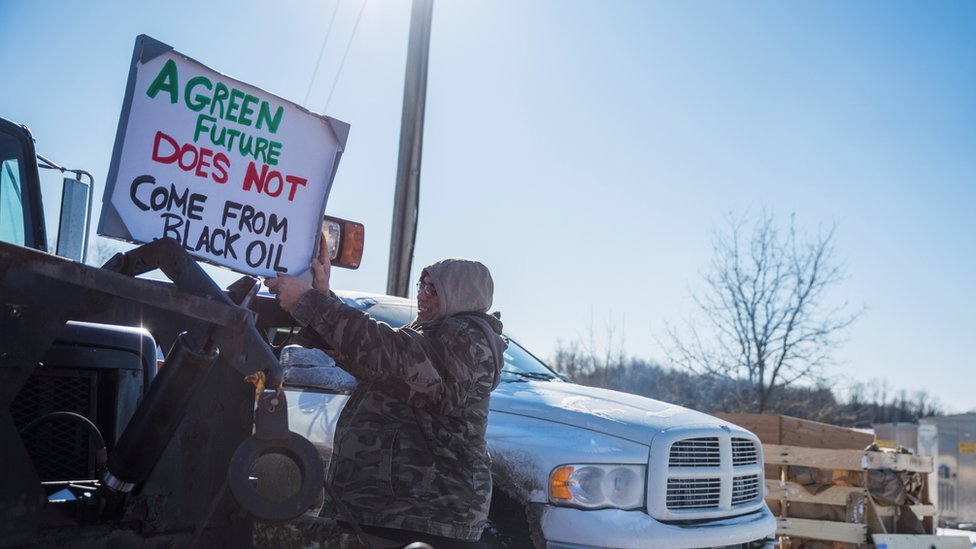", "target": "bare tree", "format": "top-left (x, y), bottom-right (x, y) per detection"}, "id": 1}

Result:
top-left (86, 236), bottom-right (130, 267)
top-left (550, 312), bottom-right (627, 387)
top-left (667, 211), bottom-right (861, 413)
top-left (833, 379), bottom-right (943, 426)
